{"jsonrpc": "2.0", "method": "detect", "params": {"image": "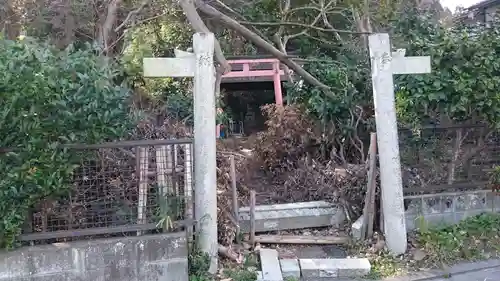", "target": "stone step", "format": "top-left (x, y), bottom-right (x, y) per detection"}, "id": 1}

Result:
top-left (280, 259), bottom-right (300, 279)
top-left (259, 249), bottom-right (283, 281)
top-left (239, 201), bottom-right (345, 233)
top-left (299, 258), bottom-right (371, 279)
